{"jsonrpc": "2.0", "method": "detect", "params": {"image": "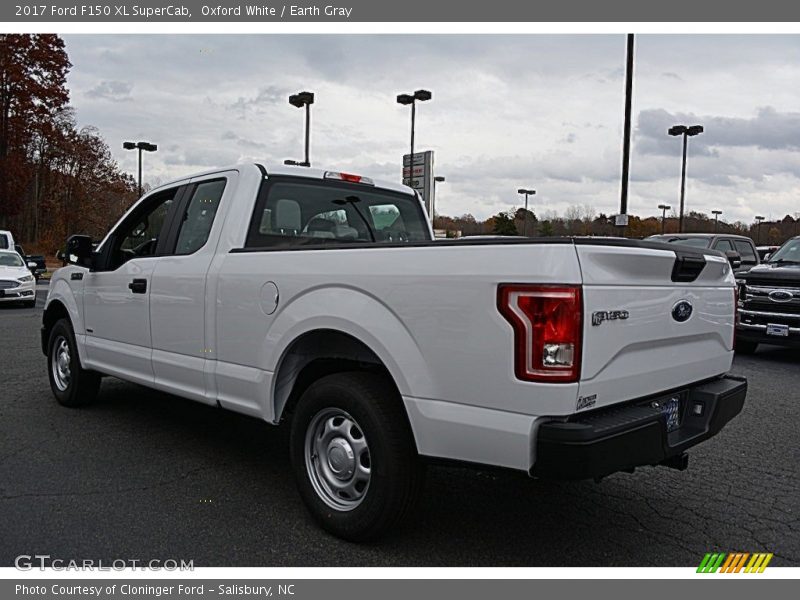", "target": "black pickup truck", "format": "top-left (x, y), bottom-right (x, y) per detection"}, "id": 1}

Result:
top-left (736, 236), bottom-right (800, 353)
top-left (14, 244), bottom-right (47, 281)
